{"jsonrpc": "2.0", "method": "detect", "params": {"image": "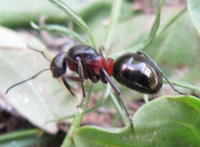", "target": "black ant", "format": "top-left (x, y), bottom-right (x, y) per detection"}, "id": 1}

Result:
top-left (6, 44), bottom-right (184, 131)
